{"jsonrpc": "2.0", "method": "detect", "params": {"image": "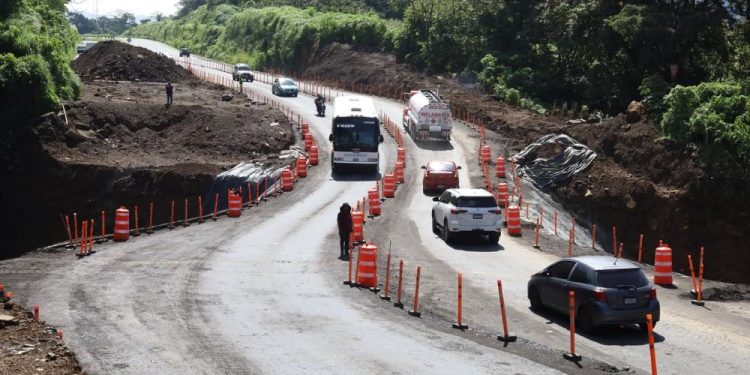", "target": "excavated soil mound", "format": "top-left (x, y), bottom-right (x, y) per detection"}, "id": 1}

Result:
top-left (72, 40), bottom-right (195, 83)
top-left (303, 42), bottom-right (750, 285)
